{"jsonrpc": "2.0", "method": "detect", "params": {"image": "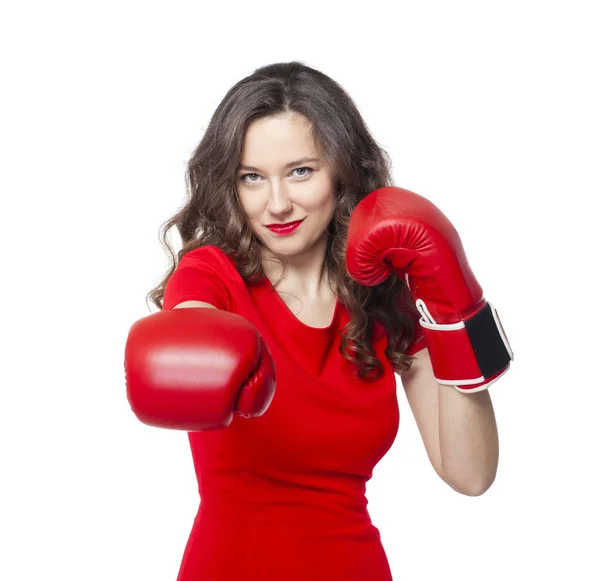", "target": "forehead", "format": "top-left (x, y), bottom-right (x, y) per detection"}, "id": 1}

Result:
top-left (240, 113), bottom-right (318, 163)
